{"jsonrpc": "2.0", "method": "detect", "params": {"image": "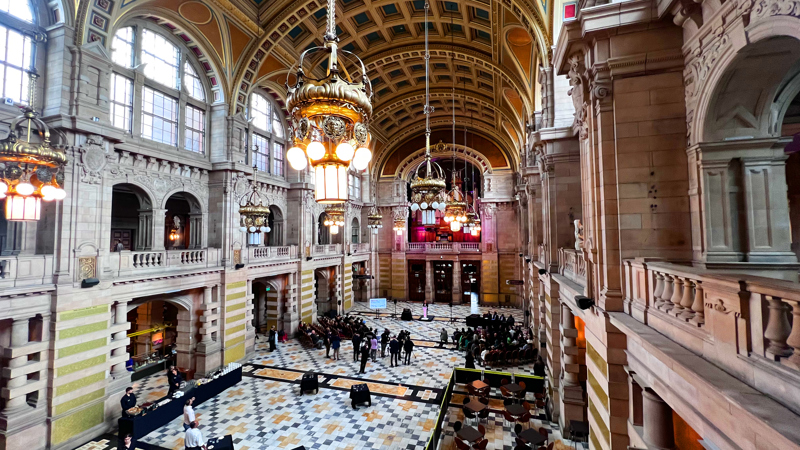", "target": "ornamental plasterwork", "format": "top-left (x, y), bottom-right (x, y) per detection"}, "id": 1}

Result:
top-left (751, 0), bottom-right (800, 19)
top-left (105, 150), bottom-right (210, 209)
top-left (78, 135), bottom-right (107, 185)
